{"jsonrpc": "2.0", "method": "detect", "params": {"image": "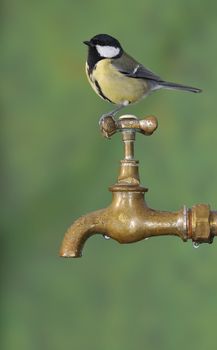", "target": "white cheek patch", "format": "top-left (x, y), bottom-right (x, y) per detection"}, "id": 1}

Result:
top-left (96, 45), bottom-right (120, 58)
